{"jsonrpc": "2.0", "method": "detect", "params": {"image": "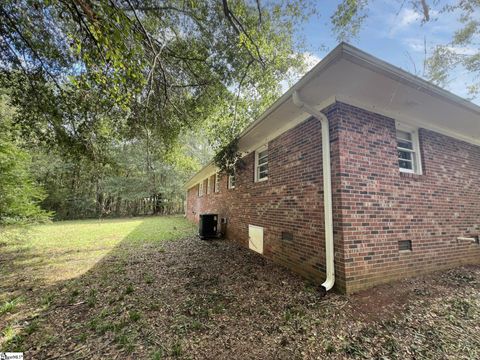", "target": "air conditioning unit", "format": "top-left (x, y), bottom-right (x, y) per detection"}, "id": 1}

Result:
top-left (199, 214), bottom-right (218, 239)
